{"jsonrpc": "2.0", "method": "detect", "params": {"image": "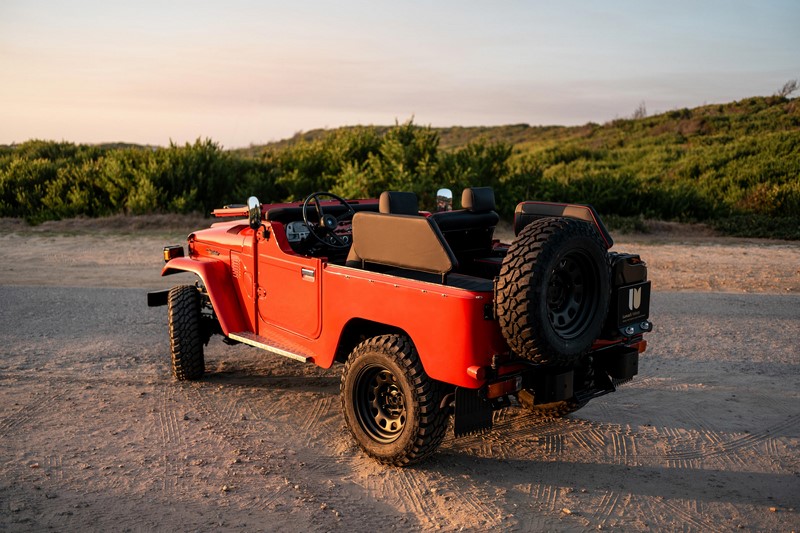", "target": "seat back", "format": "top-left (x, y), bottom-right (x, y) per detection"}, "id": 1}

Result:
top-left (346, 212), bottom-right (457, 275)
top-left (431, 187), bottom-right (499, 258)
top-left (461, 186), bottom-right (496, 213)
top-left (379, 191), bottom-right (419, 215)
